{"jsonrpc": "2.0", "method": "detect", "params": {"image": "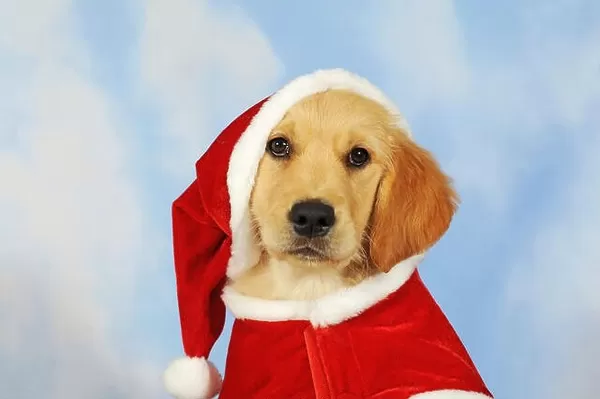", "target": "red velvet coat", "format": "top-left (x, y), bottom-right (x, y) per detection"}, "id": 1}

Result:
top-left (220, 267), bottom-right (493, 399)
